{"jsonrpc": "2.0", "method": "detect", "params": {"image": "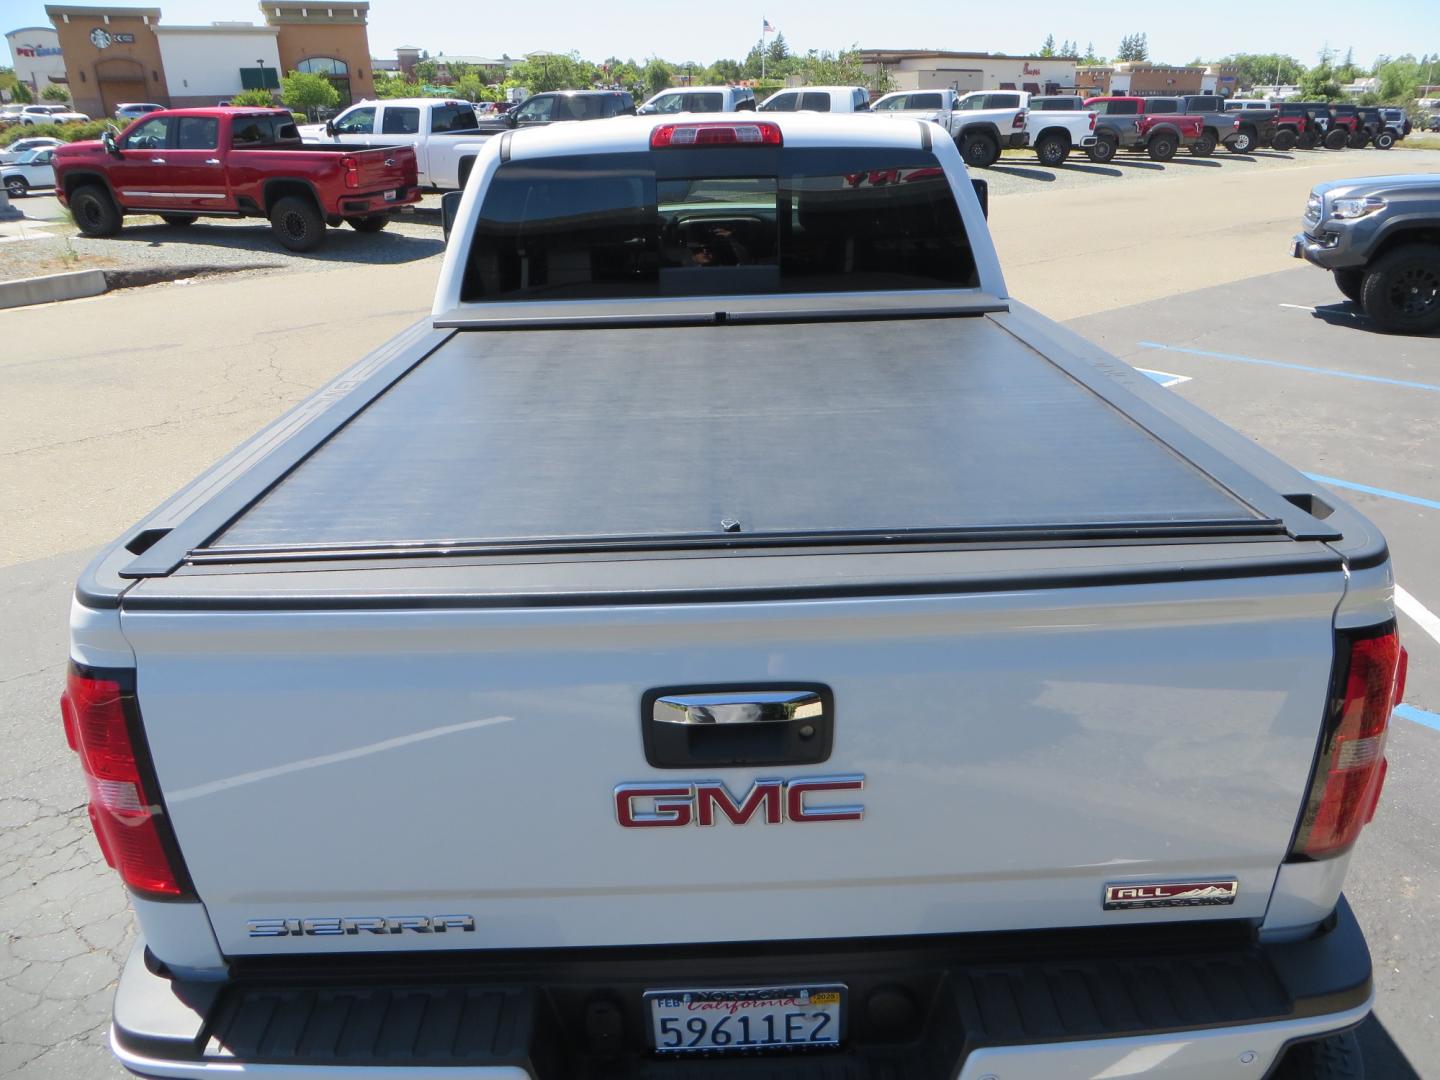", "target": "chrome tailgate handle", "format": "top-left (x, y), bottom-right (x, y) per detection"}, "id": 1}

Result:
top-left (653, 690), bottom-right (824, 726)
